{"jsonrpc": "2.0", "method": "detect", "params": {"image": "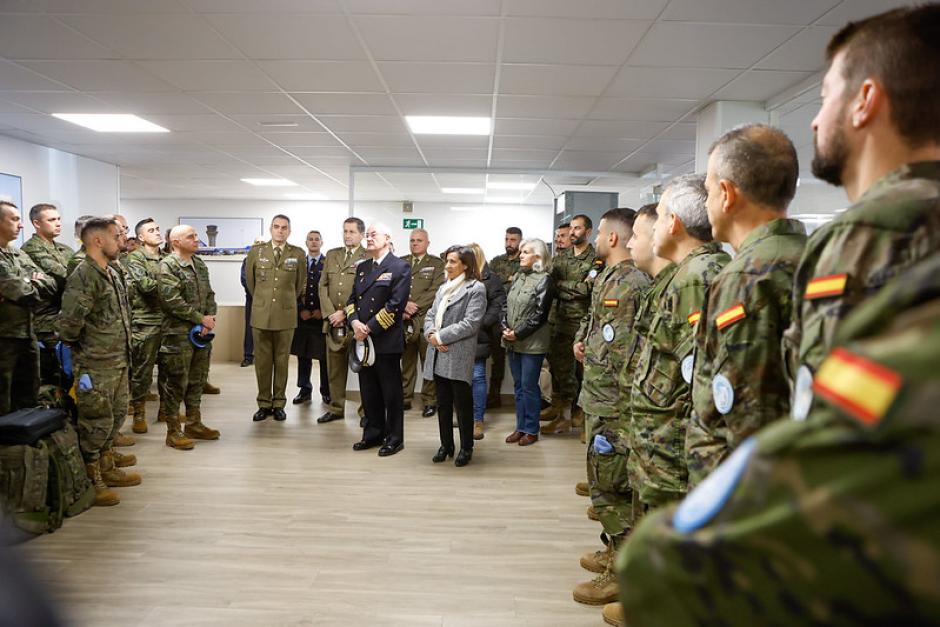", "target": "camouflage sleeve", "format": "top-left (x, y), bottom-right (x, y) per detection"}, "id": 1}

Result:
top-left (126, 253), bottom-right (158, 295)
top-left (159, 264), bottom-right (203, 325)
top-left (57, 271), bottom-right (91, 344)
top-left (672, 281), bottom-right (708, 358)
top-left (575, 309), bottom-right (590, 344)
top-left (0, 253), bottom-right (51, 304)
top-left (201, 260), bottom-right (217, 316)
top-left (23, 245), bottom-right (69, 285)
